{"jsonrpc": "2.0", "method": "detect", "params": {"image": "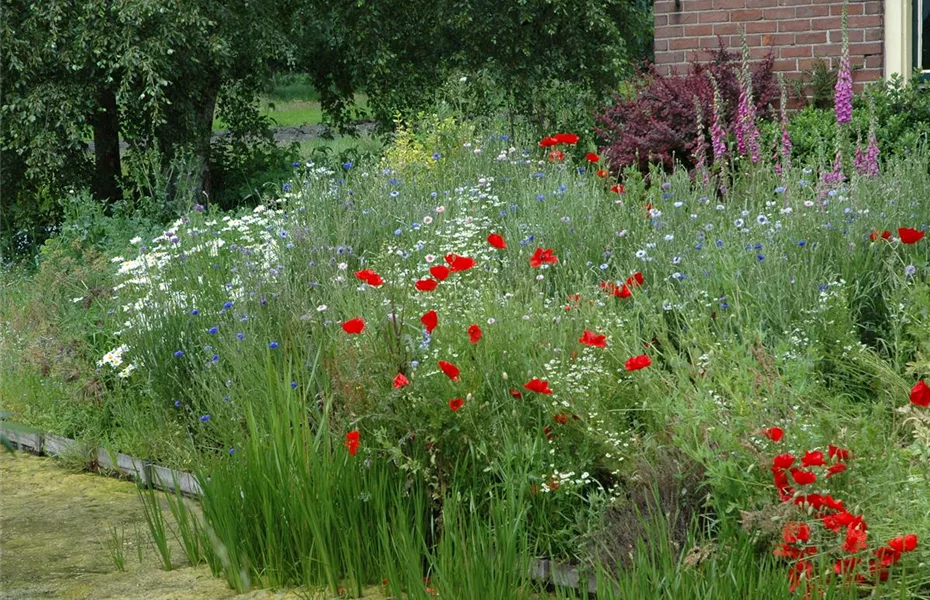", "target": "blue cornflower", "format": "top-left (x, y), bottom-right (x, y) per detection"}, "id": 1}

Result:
top-left (798, 240), bottom-right (807, 247)
top-left (716, 240), bottom-right (724, 248)
top-left (191, 309), bottom-right (199, 316)
top-left (236, 333), bottom-right (245, 341)
top-left (224, 396), bottom-right (230, 402)
top-left (282, 183), bottom-right (292, 191)
top-left (537, 194), bottom-right (545, 201)
top-left (174, 400), bottom-right (181, 408)
top-left (228, 447), bottom-right (235, 456)
top-left (269, 341), bottom-right (279, 349)
top-left (388, 178), bottom-right (399, 185)
top-left (200, 415), bottom-right (211, 422)
top-left (757, 254), bottom-right (765, 261)
top-left (394, 229), bottom-right (402, 236)
top-left (558, 184), bottom-right (568, 192)
top-left (432, 153), bottom-right (441, 160)
top-left (534, 172), bottom-right (545, 178)
top-left (576, 168), bottom-right (586, 175)
top-left (208, 326), bottom-right (219, 335)
top-left (292, 161), bottom-right (301, 168)
top-left (291, 381), bottom-right (298, 389)
top-left (753, 243), bottom-right (763, 250)
top-left (720, 301), bottom-right (730, 310)
top-left (343, 161), bottom-right (353, 169)
top-left (223, 301), bottom-right (234, 309)
top-left (389, 190), bottom-right (400, 198)
top-left (174, 350), bottom-right (185, 358)
top-left (410, 360), bottom-right (419, 368)
top-left (599, 263), bottom-right (609, 270)
top-left (775, 186), bottom-right (786, 194)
